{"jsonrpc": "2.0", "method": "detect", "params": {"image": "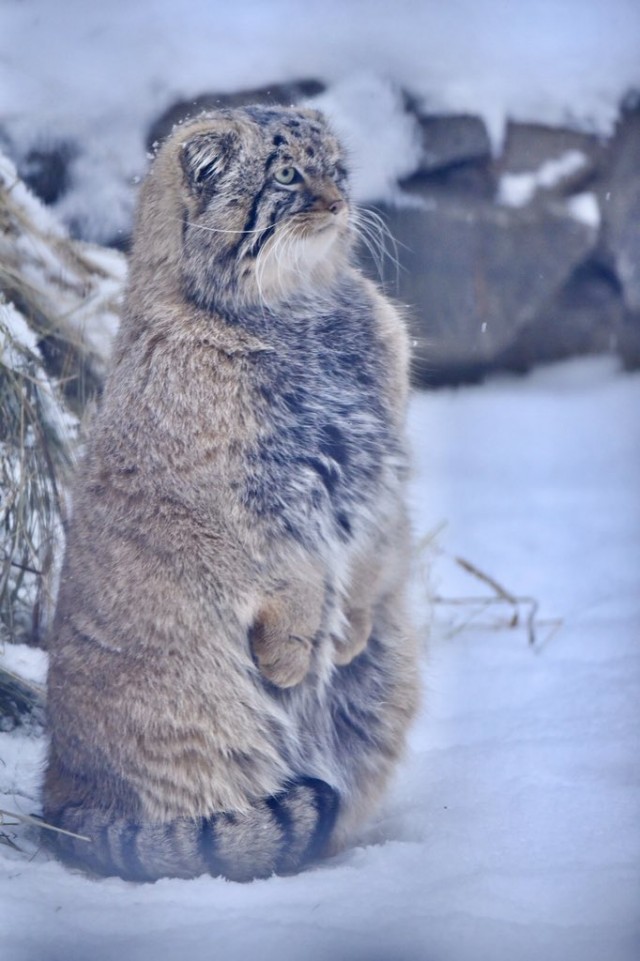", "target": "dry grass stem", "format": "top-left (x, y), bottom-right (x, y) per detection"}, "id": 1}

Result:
top-left (0, 318), bottom-right (72, 646)
top-left (0, 808), bottom-right (90, 842)
top-left (429, 552), bottom-right (562, 647)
